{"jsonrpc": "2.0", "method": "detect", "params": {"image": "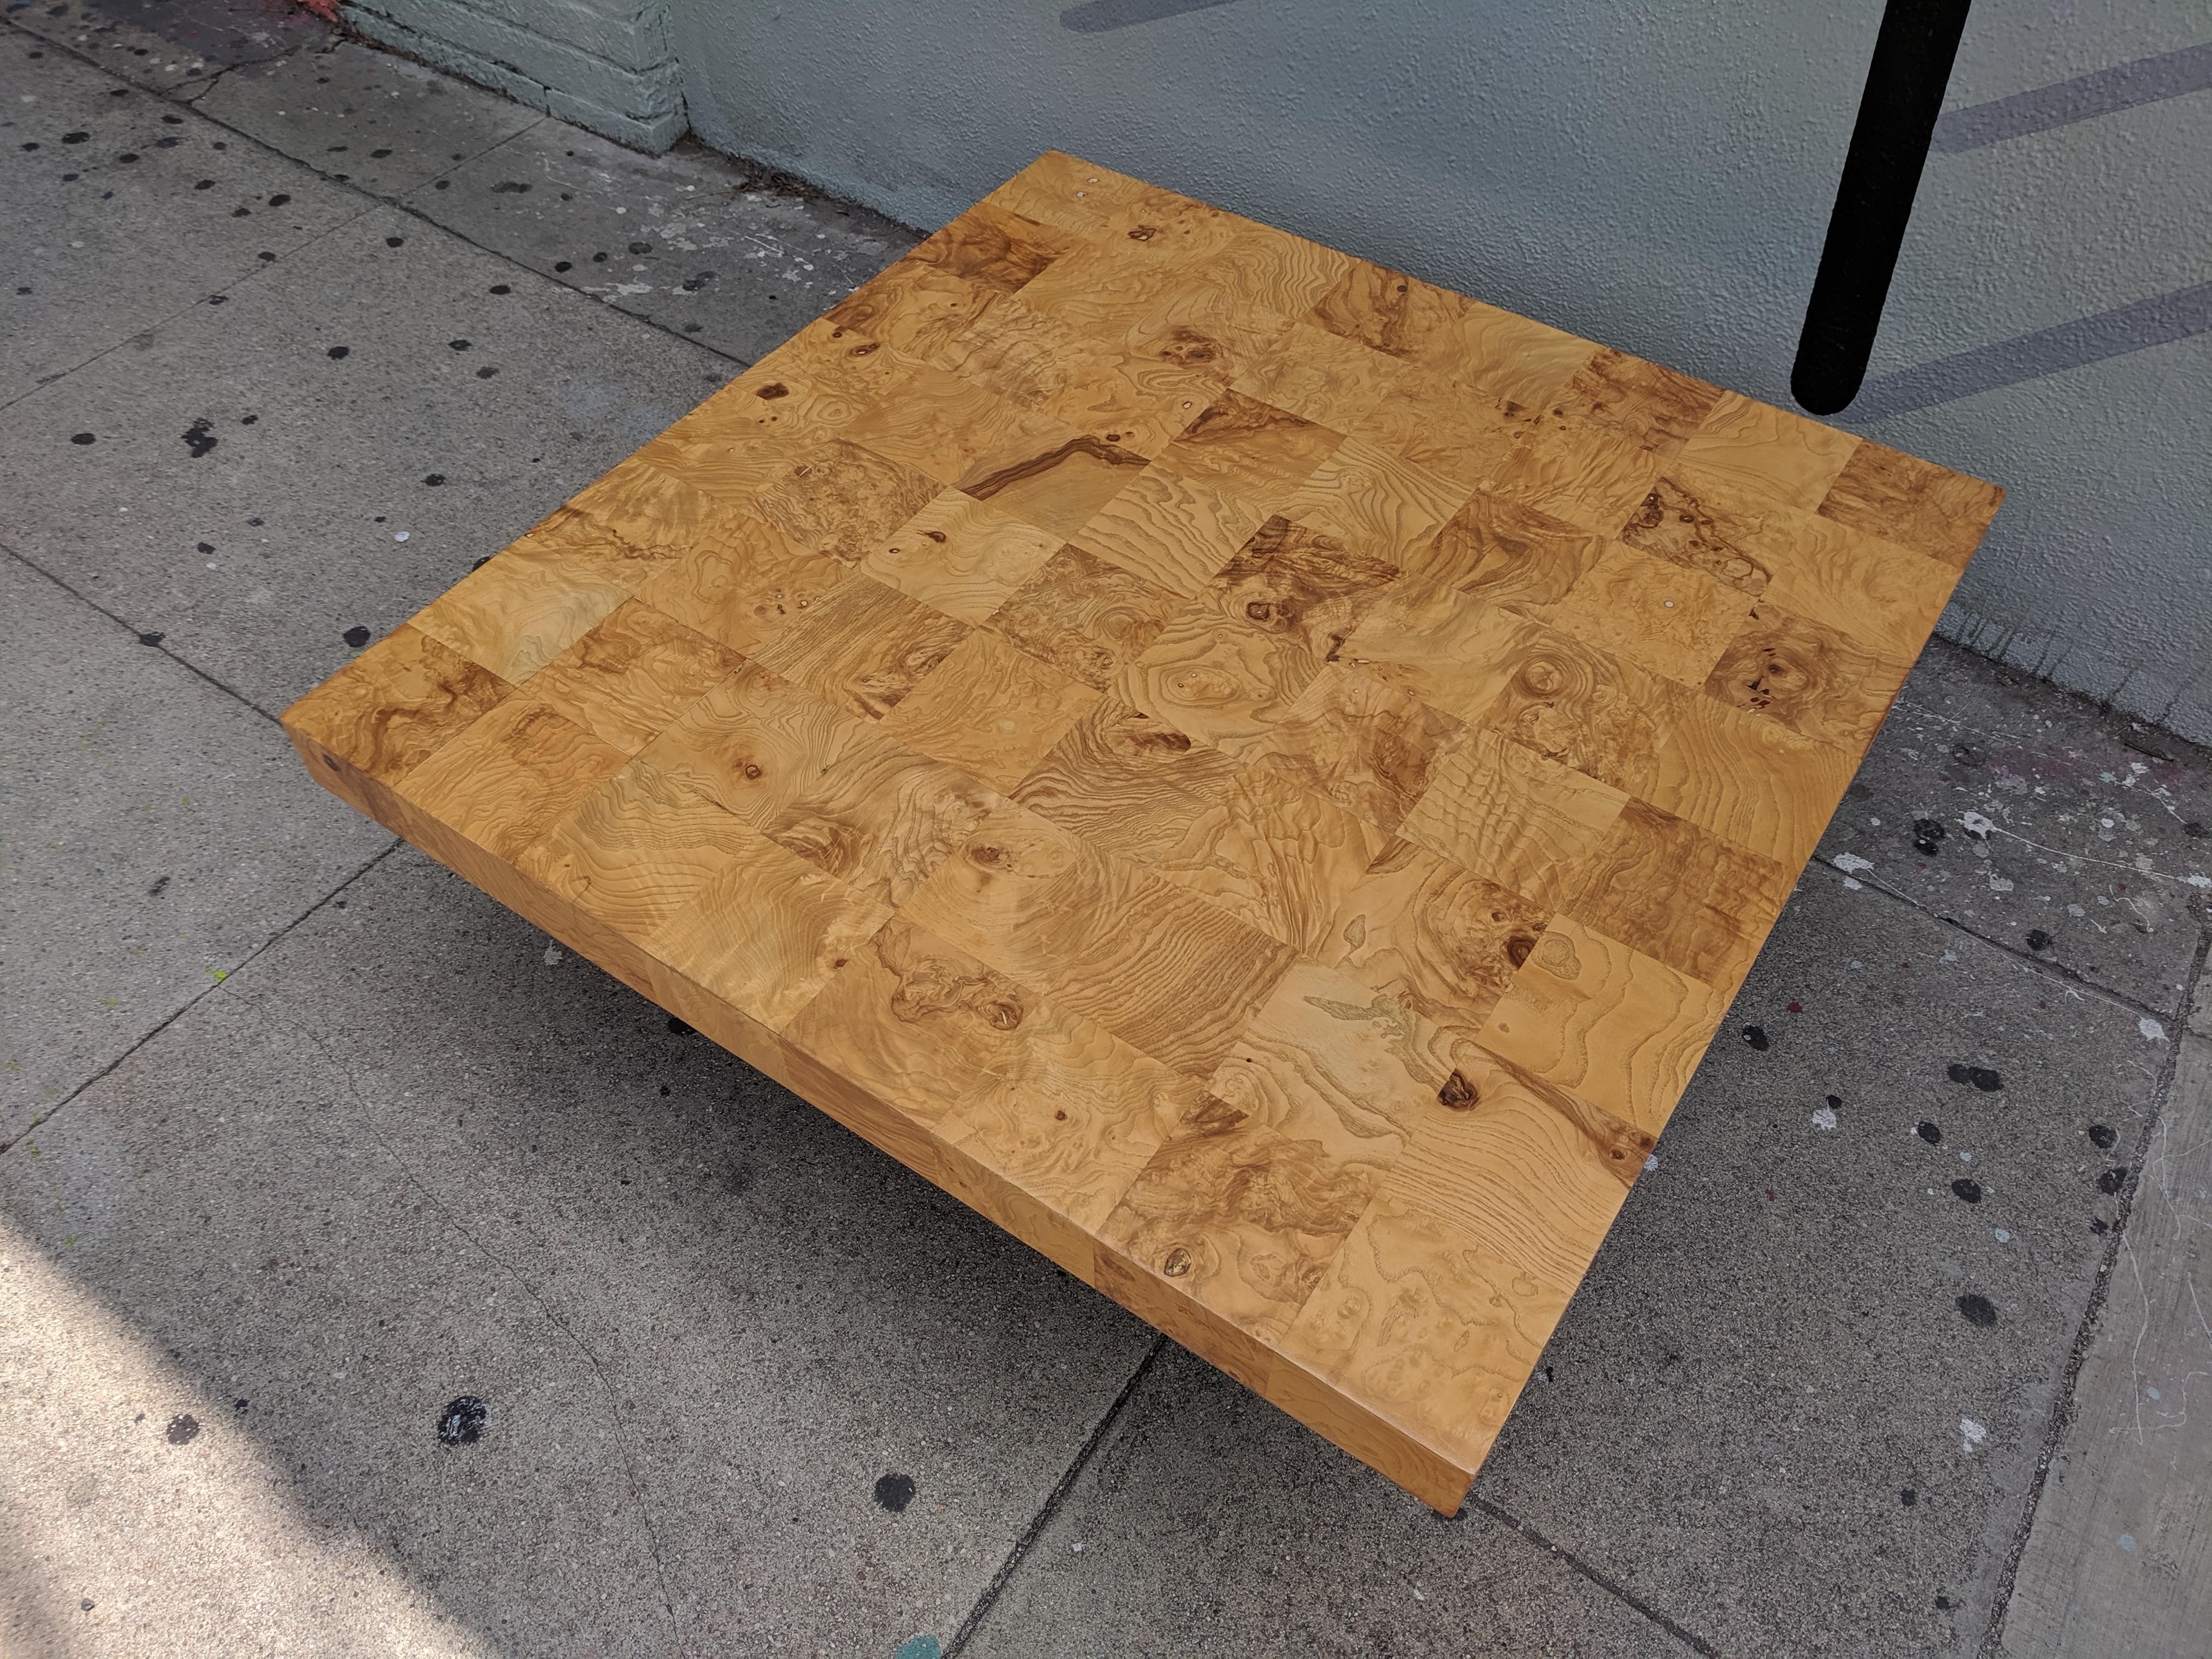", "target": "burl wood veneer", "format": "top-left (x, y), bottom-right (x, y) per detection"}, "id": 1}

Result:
top-left (284, 152), bottom-right (2002, 1513)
